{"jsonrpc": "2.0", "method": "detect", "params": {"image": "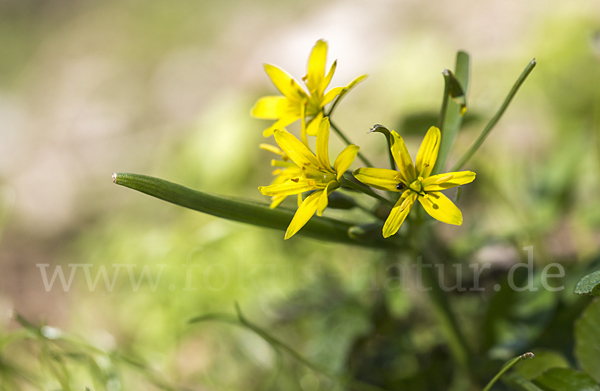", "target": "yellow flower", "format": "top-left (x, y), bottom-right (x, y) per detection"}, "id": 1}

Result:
top-left (353, 126), bottom-right (476, 238)
top-left (259, 143), bottom-right (304, 209)
top-left (259, 118), bottom-right (359, 239)
top-left (251, 39), bottom-right (366, 140)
